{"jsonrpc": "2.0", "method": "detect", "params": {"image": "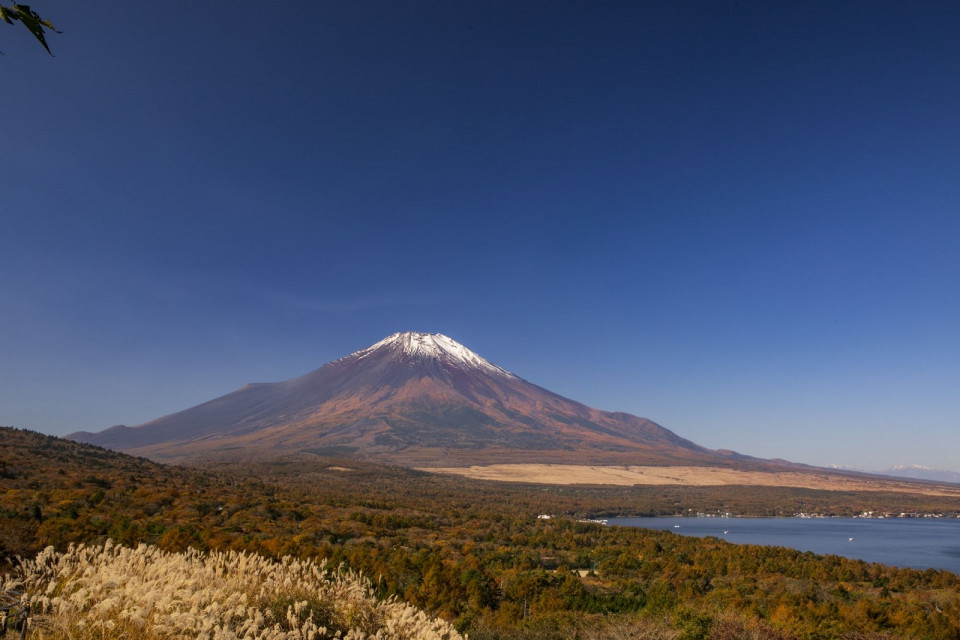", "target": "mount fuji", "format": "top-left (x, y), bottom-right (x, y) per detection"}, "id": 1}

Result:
top-left (69, 332), bottom-right (750, 466)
